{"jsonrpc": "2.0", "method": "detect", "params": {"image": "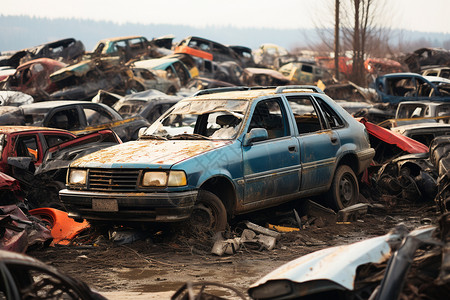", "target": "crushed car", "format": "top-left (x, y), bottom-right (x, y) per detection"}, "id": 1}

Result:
top-left (374, 73), bottom-right (450, 104)
top-left (0, 126), bottom-right (120, 208)
top-left (0, 249), bottom-right (107, 299)
top-left (0, 58), bottom-right (67, 101)
top-left (59, 85), bottom-right (375, 231)
top-left (112, 89), bottom-right (182, 123)
top-left (19, 100), bottom-right (150, 142)
top-left (248, 215), bottom-right (450, 300)
top-left (404, 47), bottom-right (450, 73)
